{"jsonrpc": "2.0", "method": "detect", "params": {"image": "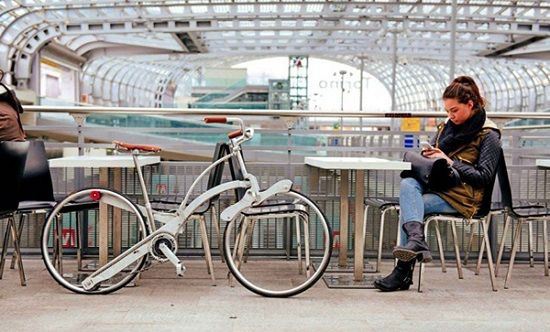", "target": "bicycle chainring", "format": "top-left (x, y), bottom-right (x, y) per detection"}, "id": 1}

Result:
top-left (150, 232), bottom-right (178, 262)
